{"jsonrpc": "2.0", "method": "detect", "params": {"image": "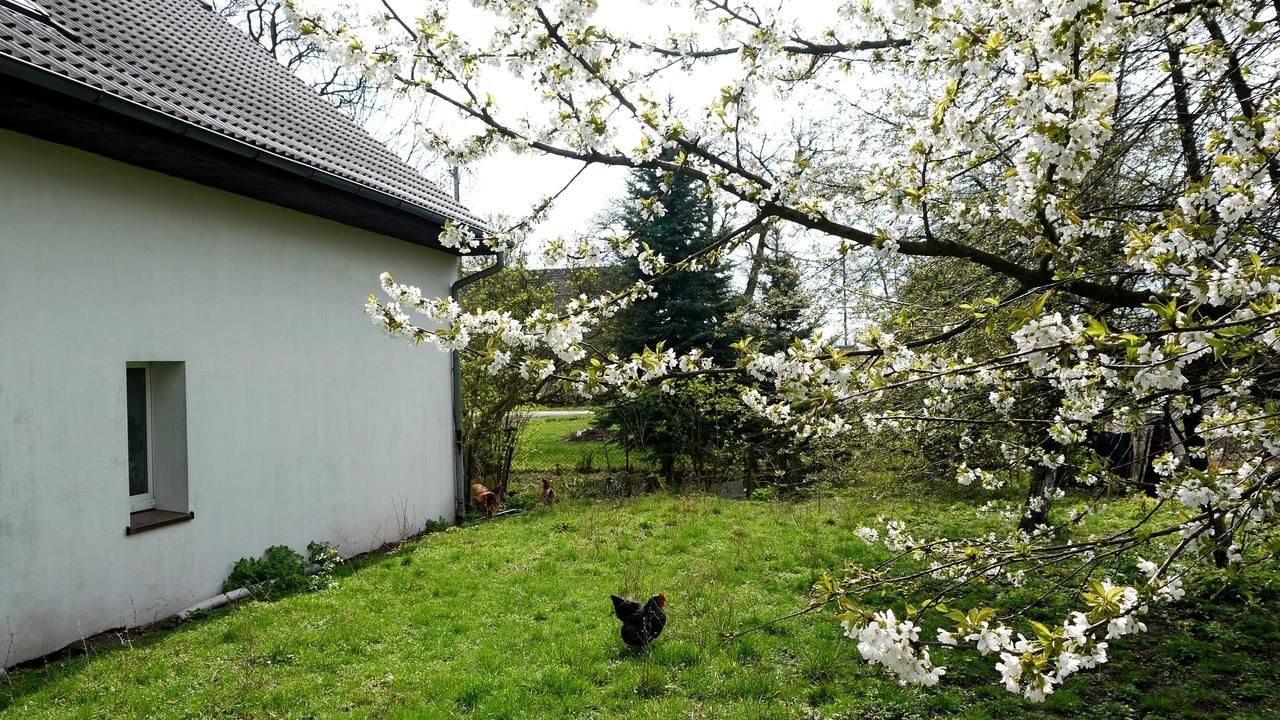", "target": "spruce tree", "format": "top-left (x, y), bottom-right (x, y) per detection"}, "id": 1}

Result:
top-left (752, 247), bottom-right (818, 353)
top-left (598, 154), bottom-right (741, 483)
top-left (607, 154), bottom-right (738, 359)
